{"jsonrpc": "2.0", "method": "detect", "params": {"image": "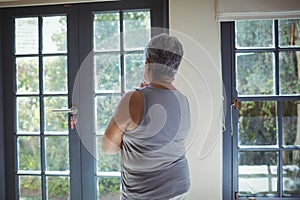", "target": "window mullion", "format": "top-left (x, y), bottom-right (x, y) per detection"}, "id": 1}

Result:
top-left (274, 19), bottom-right (284, 198)
top-left (120, 10), bottom-right (125, 96)
top-left (38, 15), bottom-right (47, 200)
top-left (274, 20), bottom-right (280, 96)
top-left (277, 101), bottom-right (283, 198)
